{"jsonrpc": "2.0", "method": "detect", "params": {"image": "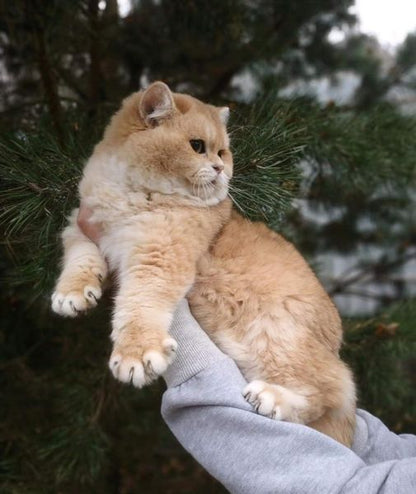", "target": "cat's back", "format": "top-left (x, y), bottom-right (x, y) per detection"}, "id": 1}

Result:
top-left (198, 210), bottom-right (324, 295)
